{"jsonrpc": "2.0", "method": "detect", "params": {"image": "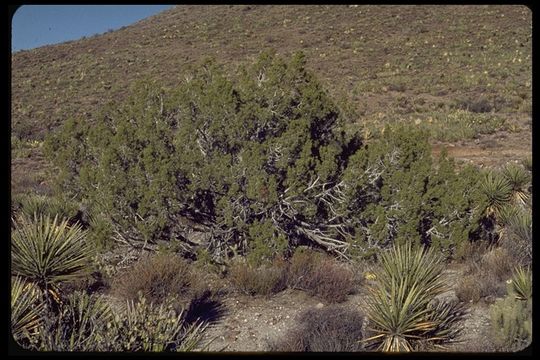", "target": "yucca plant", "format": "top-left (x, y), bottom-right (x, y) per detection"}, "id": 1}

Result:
top-left (11, 214), bottom-right (92, 301)
top-left (508, 267), bottom-right (532, 301)
top-left (502, 163), bottom-right (531, 205)
top-left (363, 243), bottom-right (458, 352)
top-left (521, 156), bottom-right (532, 172)
top-left (37, 291), bottom-right (112, 351)
top-left (11, 276), bottom-right (45, 346)
top-left (506, 208), bottom-right (532, 244)
top-left (481, 171), bottom-right (513, 218)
